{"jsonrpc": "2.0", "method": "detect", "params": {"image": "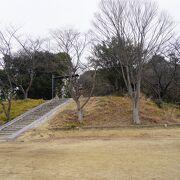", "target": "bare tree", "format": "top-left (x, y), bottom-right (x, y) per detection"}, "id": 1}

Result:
top-left (0, 27), bottom-right (18, 121)
top-left (143, 53), bottom-right (179, 106)
top-left (0, 73), bottom-right (15, 122)
top-left (12, 36), bottom-right (44, 99)
top-left (51, 29), bottom-right (96, 122)
top-left (172, 38), bottom-right (180, 66)
top-left (92, 0), bottom-right (175, 124)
